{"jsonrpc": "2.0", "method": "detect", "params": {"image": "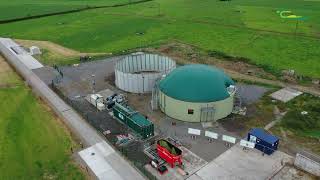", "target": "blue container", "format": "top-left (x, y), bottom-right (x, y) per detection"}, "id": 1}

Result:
top-left (247, 128), bottom-right (279, 155)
